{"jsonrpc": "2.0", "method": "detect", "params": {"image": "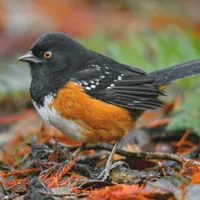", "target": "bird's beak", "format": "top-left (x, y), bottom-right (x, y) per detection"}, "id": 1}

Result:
top-left (18, 51), bottom-right (41, 64)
